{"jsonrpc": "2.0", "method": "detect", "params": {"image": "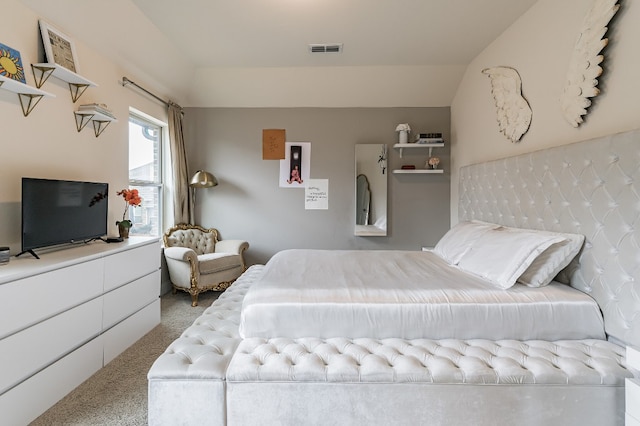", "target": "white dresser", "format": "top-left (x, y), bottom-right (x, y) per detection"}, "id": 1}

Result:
top-left (628, 346), bottom-right (640, 426)
top-left (0, 237), bottom-right (161, 425)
